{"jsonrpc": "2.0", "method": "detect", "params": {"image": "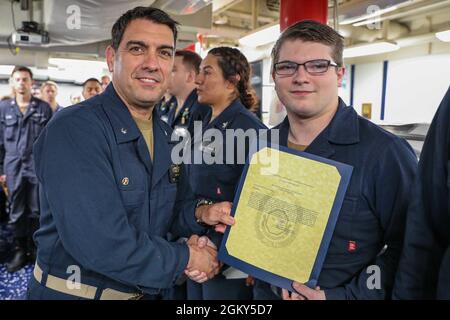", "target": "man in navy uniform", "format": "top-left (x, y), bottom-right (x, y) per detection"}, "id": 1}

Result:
top-left (27, 7), bottom-right (233, 300)
top-left (253, 20), bottom-right (417, 300)
top-left (162, 50), bottom-right (211, 299)
top-left (393, 87), bottom-right (450, 300)
top-left (0, 66), bottom-right (52, 273)
top-left (165, 50), bottom-right (210, 137)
